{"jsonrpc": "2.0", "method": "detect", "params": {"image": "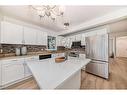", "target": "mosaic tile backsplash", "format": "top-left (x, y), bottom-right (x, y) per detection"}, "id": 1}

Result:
top-left (0, 44), bottom-right (47, 54)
